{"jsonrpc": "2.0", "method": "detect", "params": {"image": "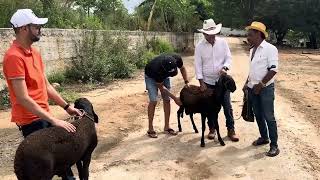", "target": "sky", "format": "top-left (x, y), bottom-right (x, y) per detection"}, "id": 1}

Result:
top-left (123, 0), bottom-right (144, 14)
